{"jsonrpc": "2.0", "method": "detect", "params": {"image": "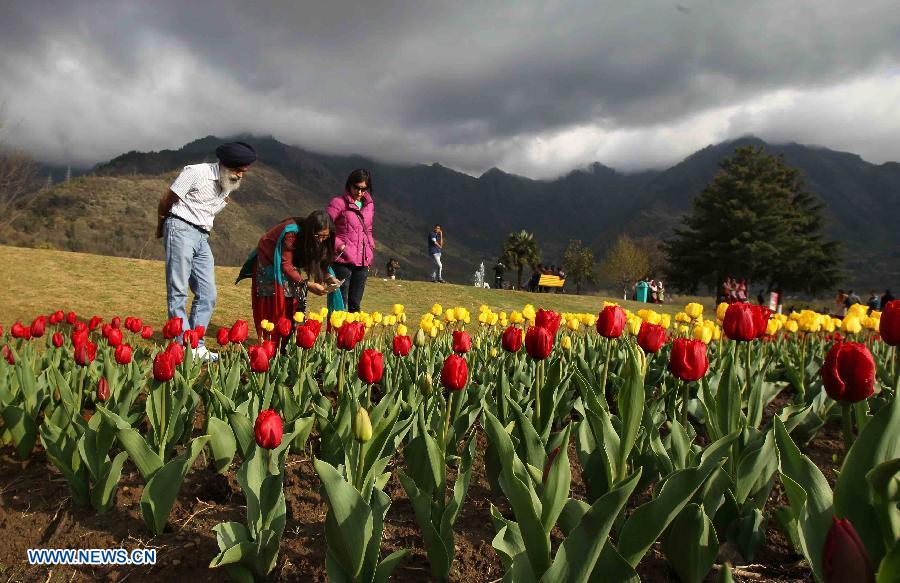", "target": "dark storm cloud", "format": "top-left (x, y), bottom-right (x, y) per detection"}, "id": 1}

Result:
top-left (1, 0), bottom-right (899, 177)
